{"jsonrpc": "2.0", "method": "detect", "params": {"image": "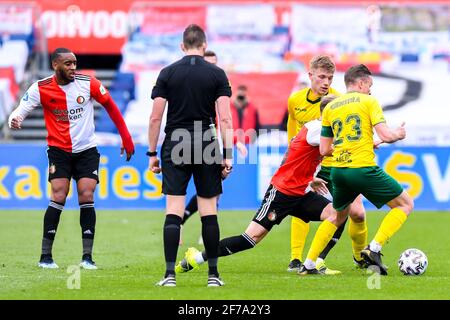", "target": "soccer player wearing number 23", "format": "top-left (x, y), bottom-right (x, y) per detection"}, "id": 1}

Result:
top-left (319, 64), bottom-right (414, 275)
